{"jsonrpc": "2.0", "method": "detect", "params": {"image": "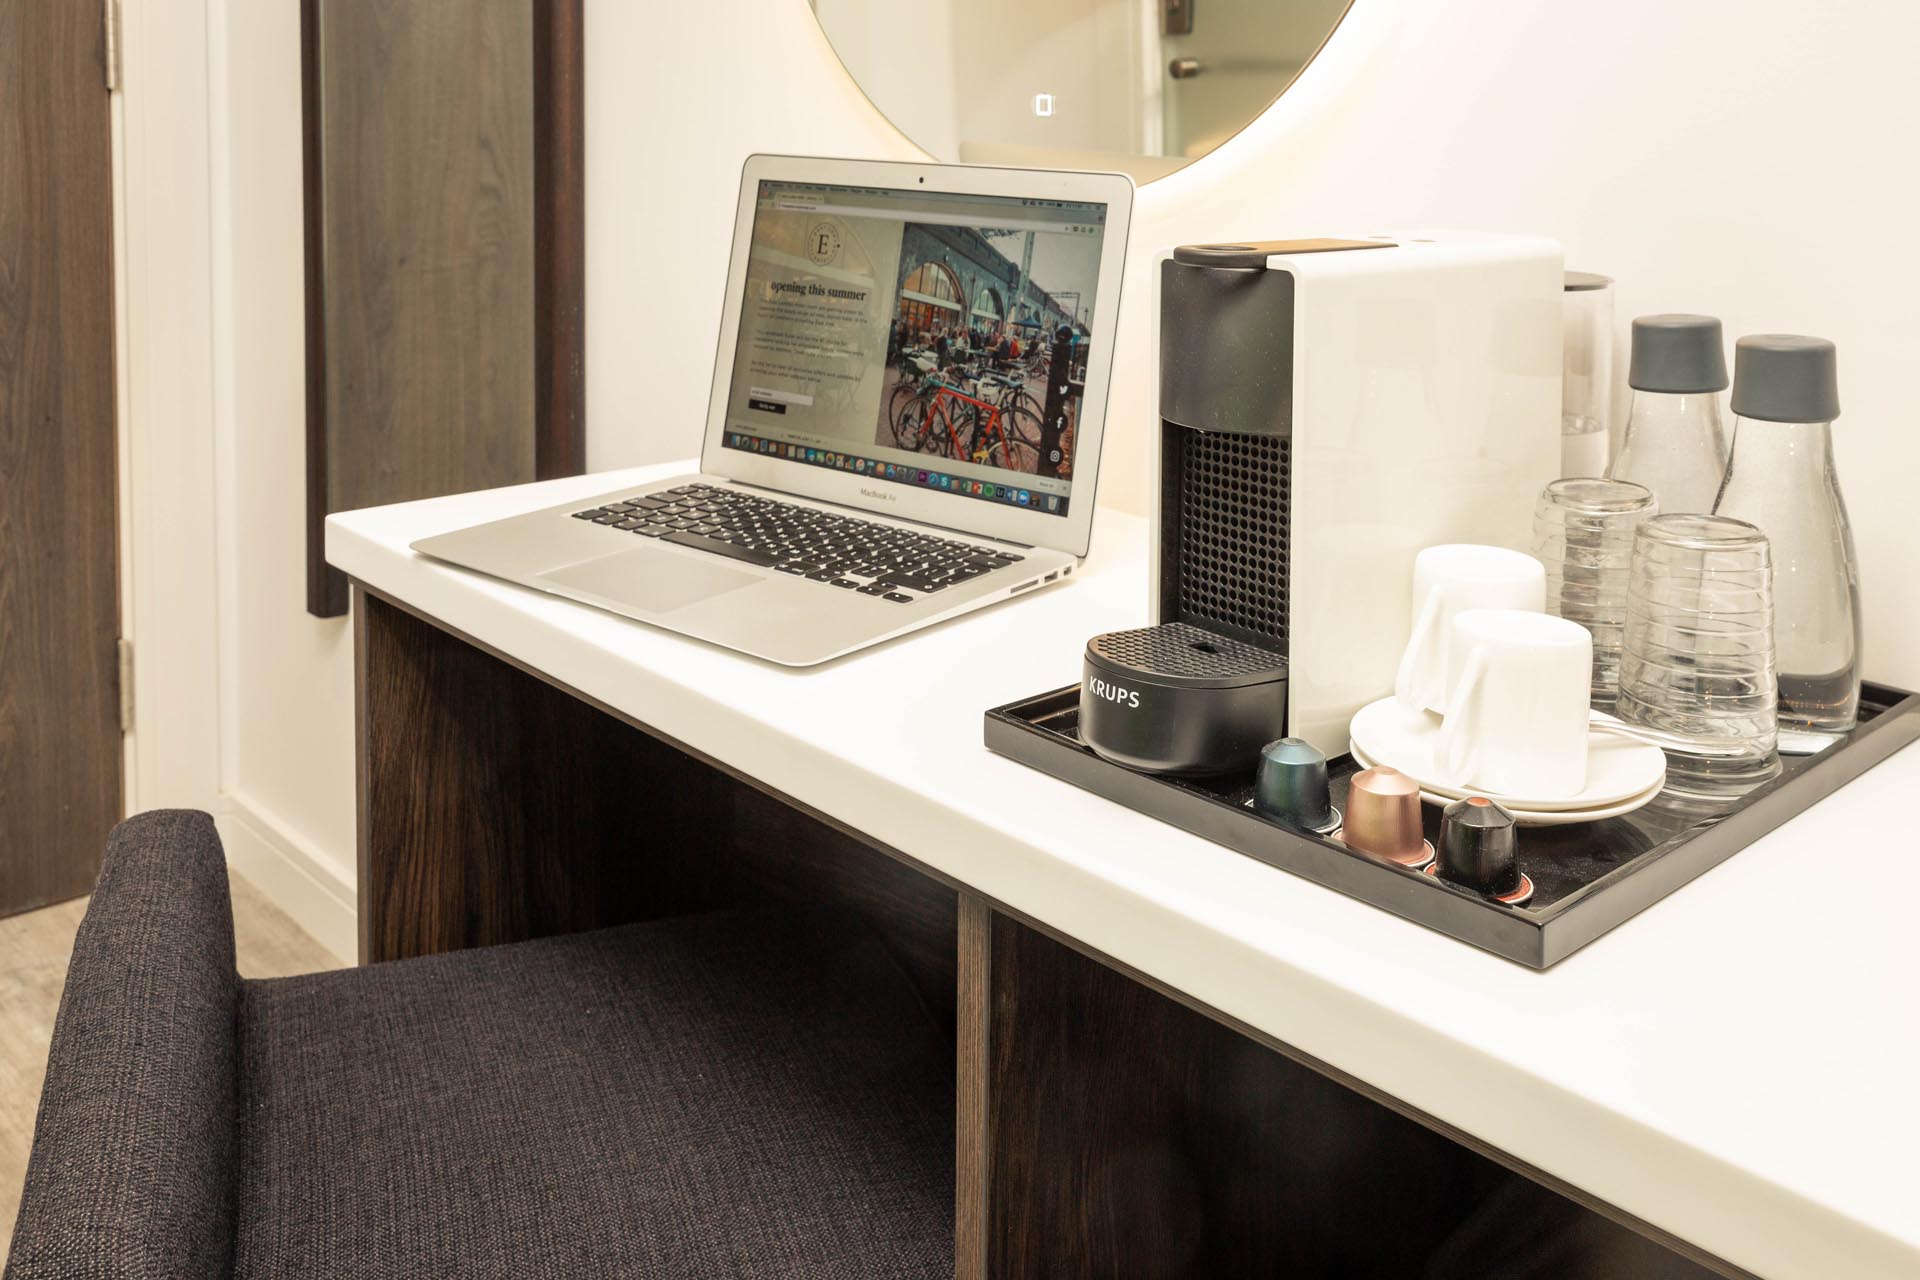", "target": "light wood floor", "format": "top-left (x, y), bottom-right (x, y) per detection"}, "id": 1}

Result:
top-left (0, 874), bottom-right (341, 1266)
